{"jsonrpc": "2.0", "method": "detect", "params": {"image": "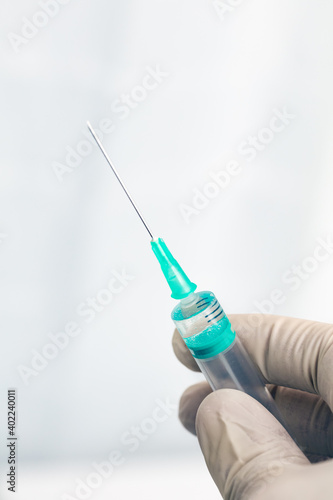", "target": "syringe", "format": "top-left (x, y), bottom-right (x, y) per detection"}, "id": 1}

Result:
top-left (87, 122), bottom-right (290, 433)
